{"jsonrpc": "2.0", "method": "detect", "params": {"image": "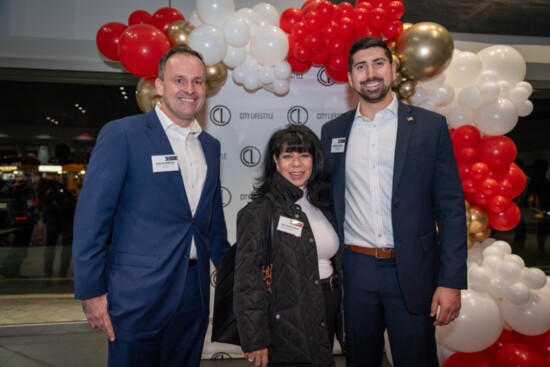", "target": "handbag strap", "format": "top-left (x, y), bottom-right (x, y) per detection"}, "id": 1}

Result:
top-left (263, 195), bottom-right (275, 266)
